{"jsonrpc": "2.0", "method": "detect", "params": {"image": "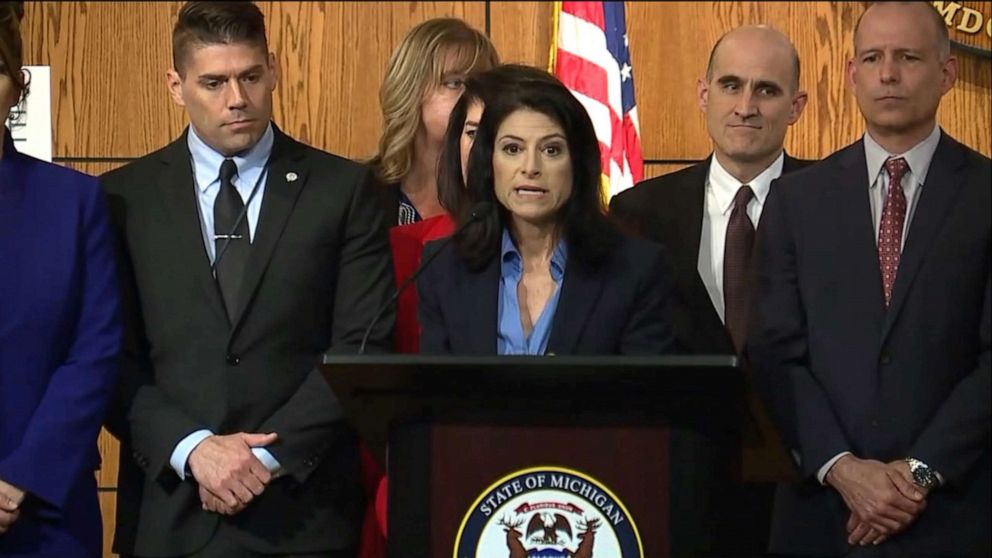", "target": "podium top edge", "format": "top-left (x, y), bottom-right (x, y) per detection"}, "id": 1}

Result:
top-left (321, 354), bottom-right (738, 368)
